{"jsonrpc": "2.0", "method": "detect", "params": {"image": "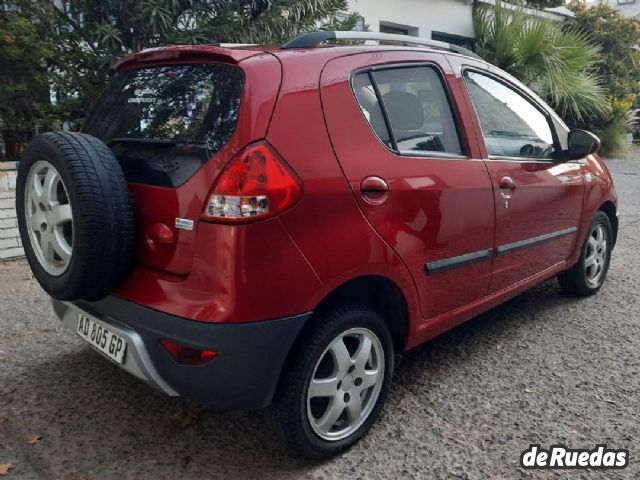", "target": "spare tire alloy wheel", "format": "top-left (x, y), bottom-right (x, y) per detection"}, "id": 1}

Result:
top-left (307, 328), bottom-right (385, 441)
top-left (24, 161), bottom-right (73, 276)
top-left (16, 132), bottom-right (134, 301)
